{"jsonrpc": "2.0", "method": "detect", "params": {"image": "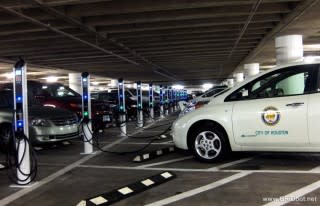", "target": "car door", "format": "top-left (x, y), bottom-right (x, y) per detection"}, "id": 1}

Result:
top-left (228, 65), bottom-right (318, 147)
top-left (308, 64), bottom-right (320, 146)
